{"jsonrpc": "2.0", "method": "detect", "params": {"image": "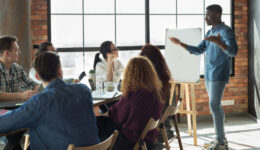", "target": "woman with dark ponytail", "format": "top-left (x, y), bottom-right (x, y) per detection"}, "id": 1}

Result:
top-left (94, 41), bottom-right (124, 82)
